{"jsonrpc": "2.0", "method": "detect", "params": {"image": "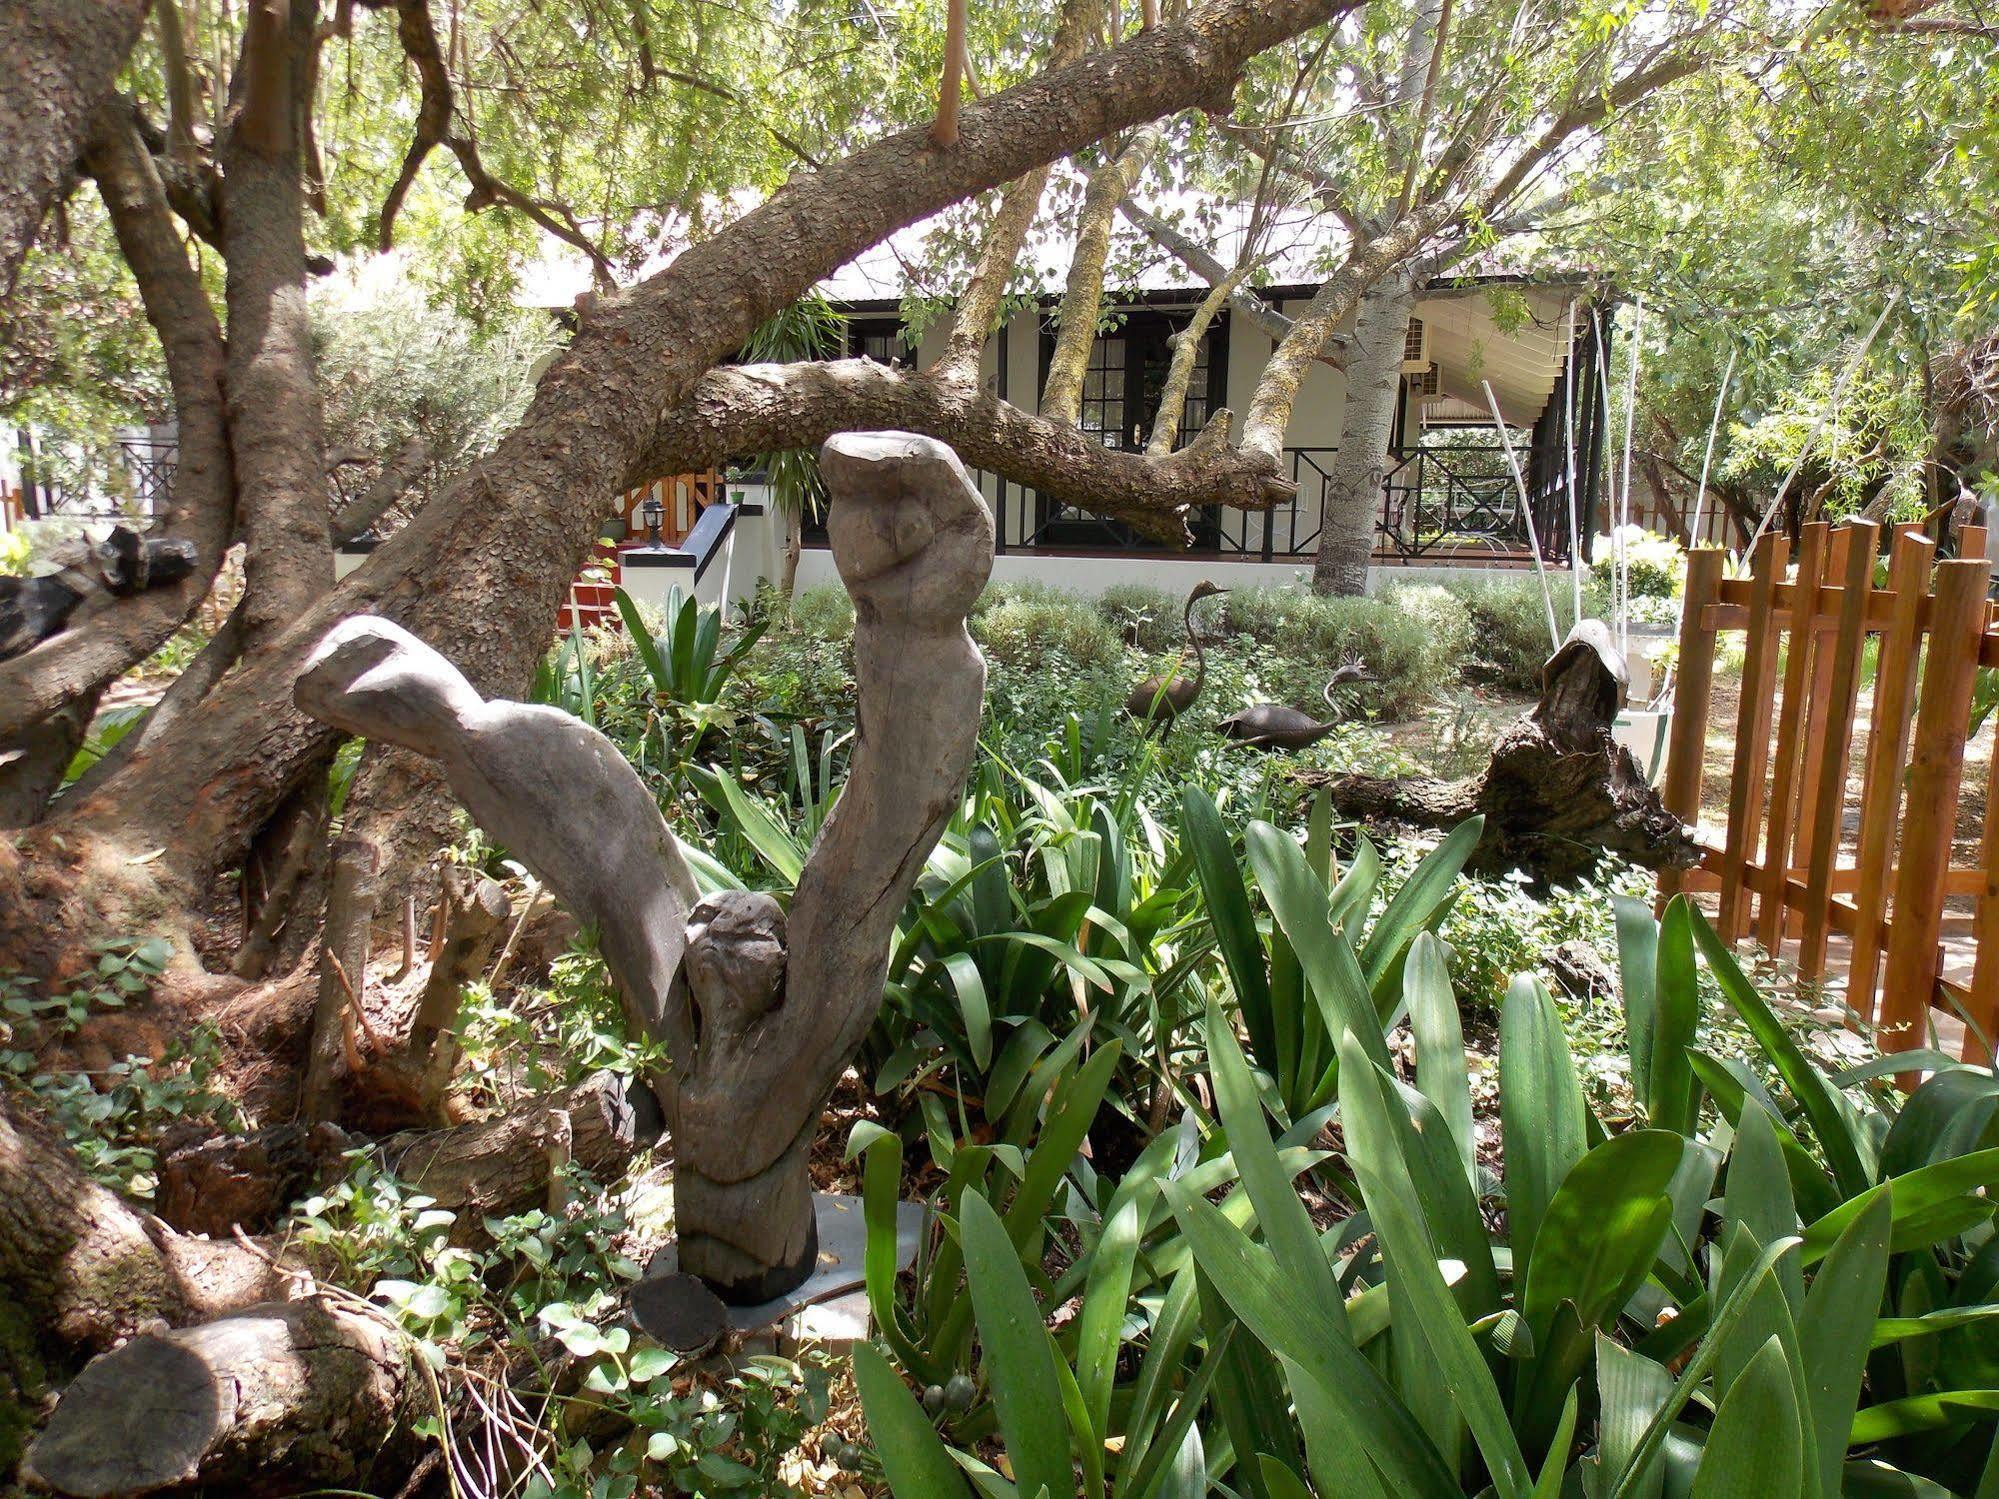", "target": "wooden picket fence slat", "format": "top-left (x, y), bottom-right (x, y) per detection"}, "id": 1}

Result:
top-left (1661, 524), bottom-right (1999, 1066)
